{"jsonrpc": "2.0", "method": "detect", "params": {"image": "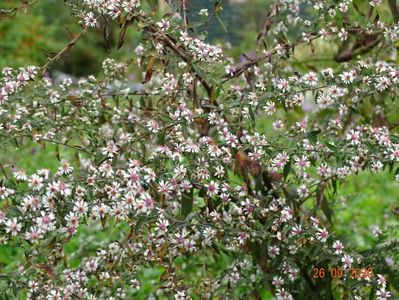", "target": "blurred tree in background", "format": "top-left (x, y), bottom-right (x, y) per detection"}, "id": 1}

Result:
top-left (0, 0), bottom-right (143, 76)
top-left (0, 0), bottom-right (271, 76)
